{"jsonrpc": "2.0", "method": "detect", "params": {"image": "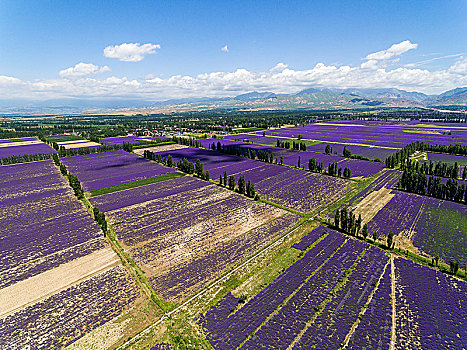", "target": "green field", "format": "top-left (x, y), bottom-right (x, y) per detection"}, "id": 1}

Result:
top-left (88, 172), bottom-right (185, 197)
top-left (45, 135), bottom-right (85, 142)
